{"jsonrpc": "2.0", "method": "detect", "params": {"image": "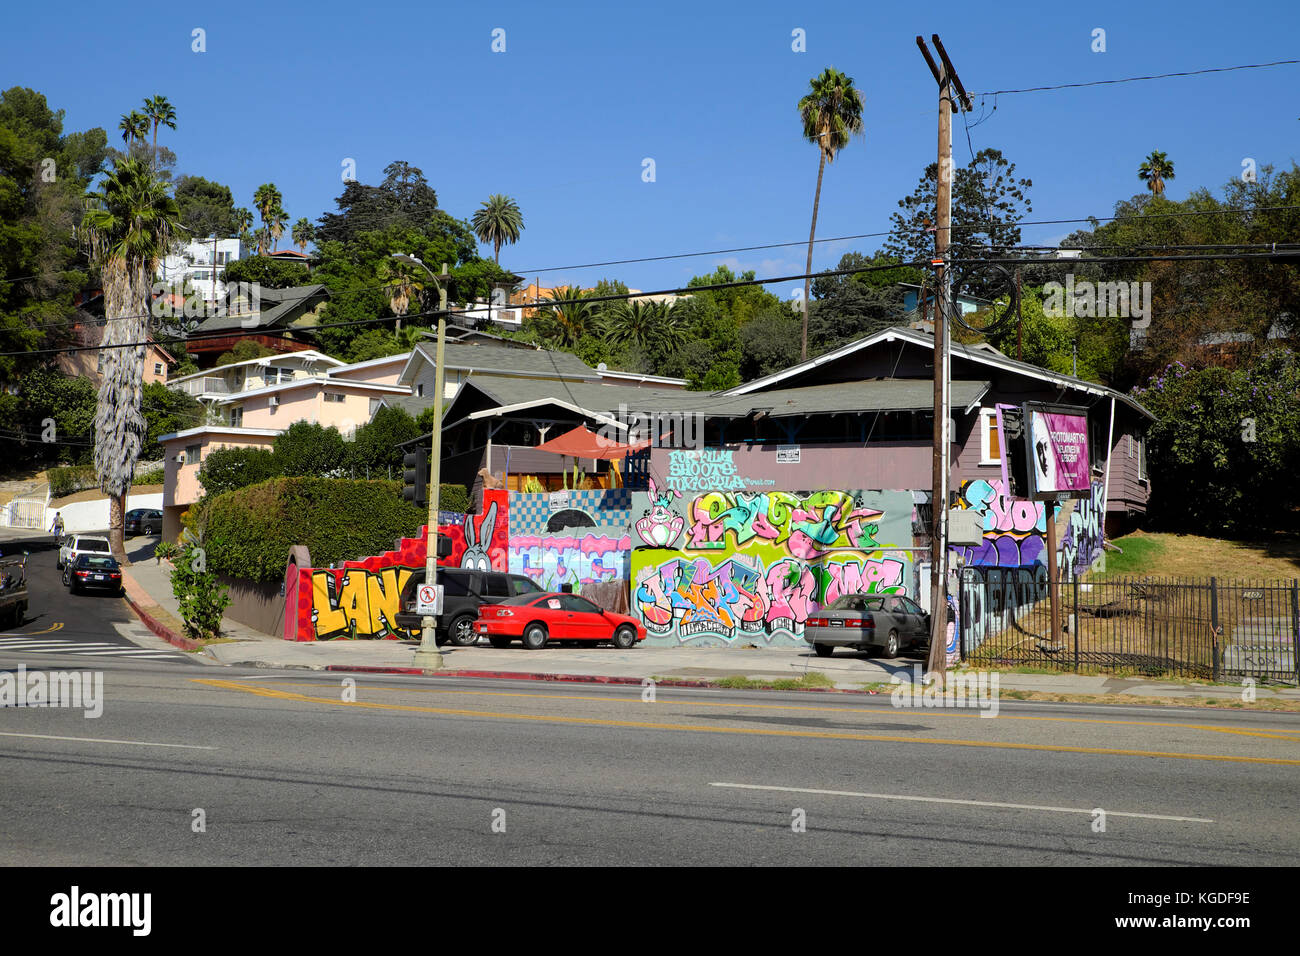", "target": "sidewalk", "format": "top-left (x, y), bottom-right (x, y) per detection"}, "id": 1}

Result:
top-left (116, 548), bottom-right (1300, 705)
